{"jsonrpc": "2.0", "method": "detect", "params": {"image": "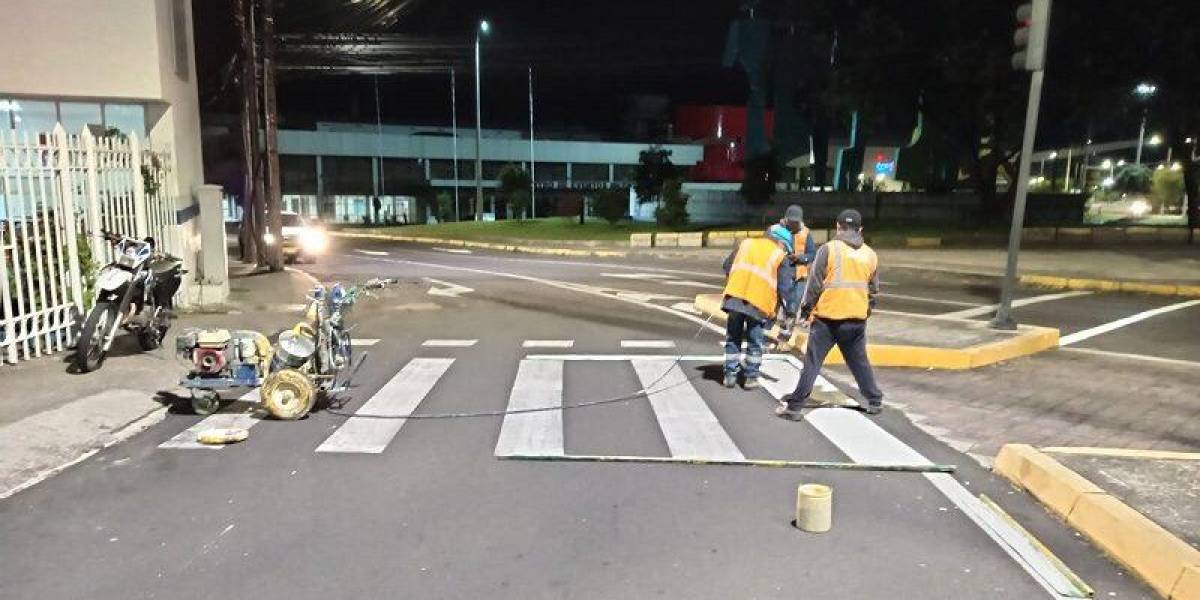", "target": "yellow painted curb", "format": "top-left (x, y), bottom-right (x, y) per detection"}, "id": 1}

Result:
top-left (1021, 274), bottom-right (1200, 298)
top-left (993, 444), bottom-right (1105, 519)
top-left (693, 294), bottom-right (1058, 370)
top-left (905, 236), bottom-right (942, 248)
top-left (993, 444), bottom-right (1200, 599)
